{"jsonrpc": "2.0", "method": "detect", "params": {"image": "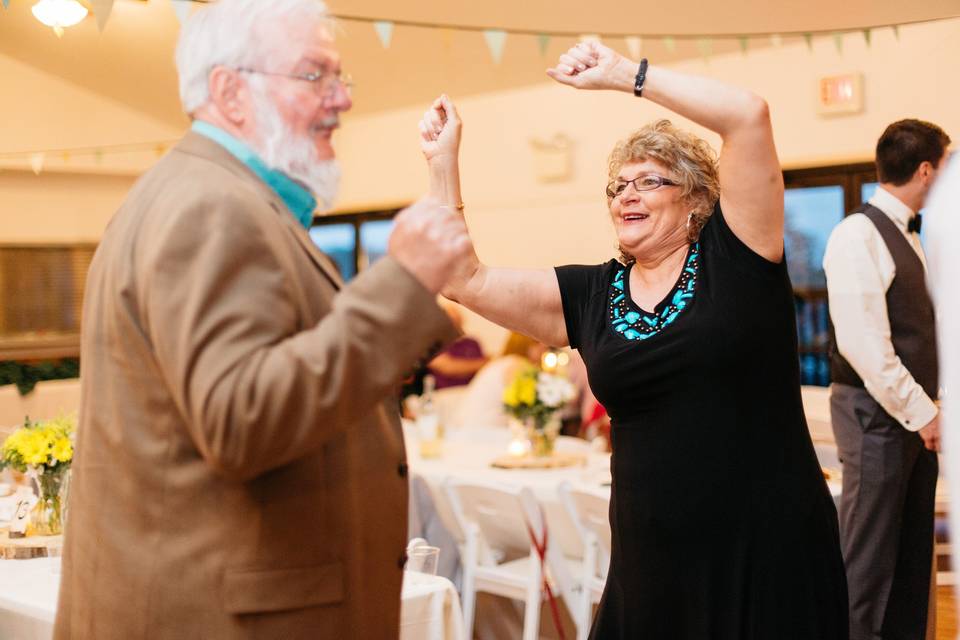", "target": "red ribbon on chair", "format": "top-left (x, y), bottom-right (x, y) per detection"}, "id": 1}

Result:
top-left (525, 507), bottom-right (567, 640)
